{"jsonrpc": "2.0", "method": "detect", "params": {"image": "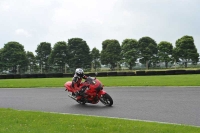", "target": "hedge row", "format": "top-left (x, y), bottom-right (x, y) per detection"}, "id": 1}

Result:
top-left (0, 70), bottom-right (200, 79)
top-left (0, 73), bottom-right (63, 79)
top-left (90, 69), bottom-right (200, 76)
